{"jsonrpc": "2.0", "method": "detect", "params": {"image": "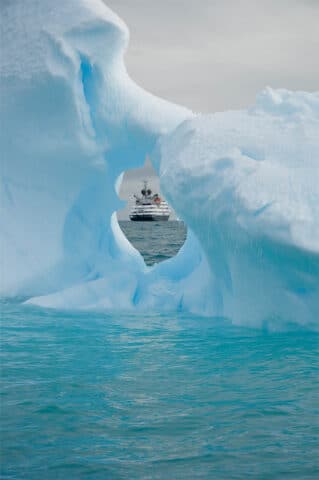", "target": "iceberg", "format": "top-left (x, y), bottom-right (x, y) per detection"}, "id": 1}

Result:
top-left (155, 88), bottom-right (319, 327)
top-left (1, 0), bottom-right (318, 328)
